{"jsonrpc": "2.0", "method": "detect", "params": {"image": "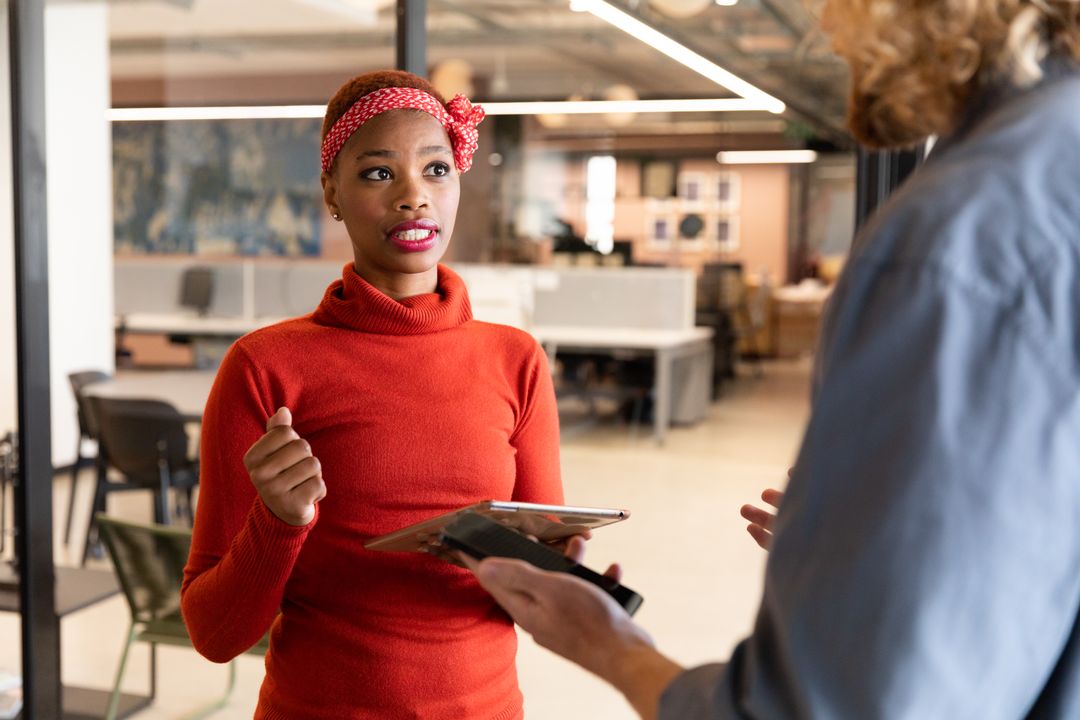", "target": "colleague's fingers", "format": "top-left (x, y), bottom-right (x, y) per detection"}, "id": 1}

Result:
top-left (243, 425), bottom-right (300, 470)
top-left (747, 523), bottom-right (773, 551)
top-left (475, 559), bottom-right (543, 620)
top-left (762, 488), bottom-right (785, 509)
top-left (740, 504), bottom-right (775, 528)
top-left (603, 563), bottom-right (623, 583)
top-left (266, 406), bottom-right (292, 431)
